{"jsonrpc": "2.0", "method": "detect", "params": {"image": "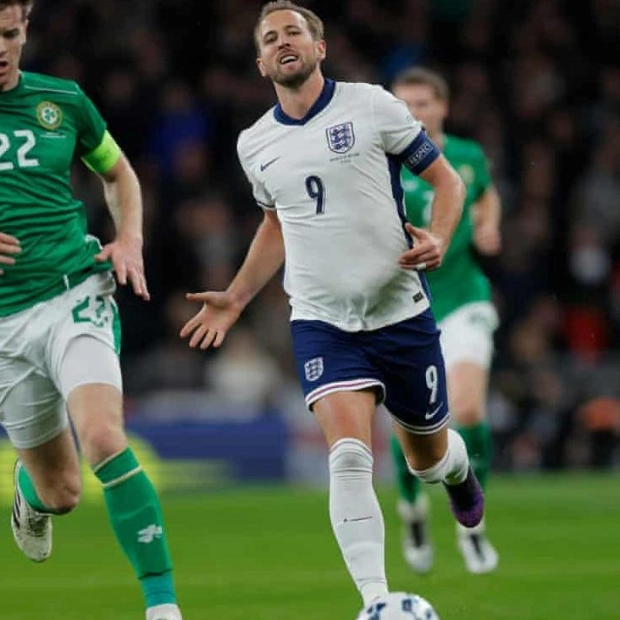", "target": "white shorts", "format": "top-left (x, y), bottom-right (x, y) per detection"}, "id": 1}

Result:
top-left (438, 301), bottom-right (499, 371)
top-left (0, 273), bottom-right (122, 449)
